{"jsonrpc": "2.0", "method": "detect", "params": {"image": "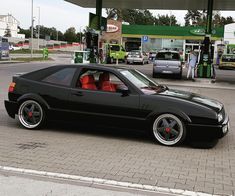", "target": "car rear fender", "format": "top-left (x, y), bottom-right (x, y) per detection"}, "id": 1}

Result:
top-left (147, 109), bottom-right (192, 124)
top-left (17, 93), bottom-right (50, 110)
